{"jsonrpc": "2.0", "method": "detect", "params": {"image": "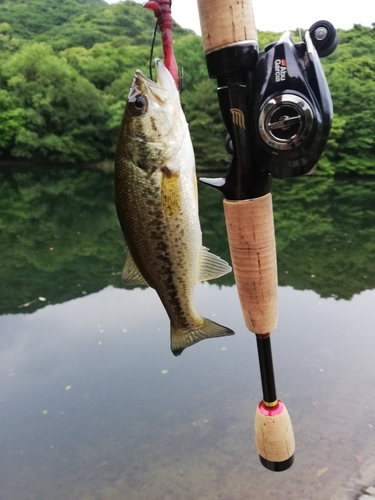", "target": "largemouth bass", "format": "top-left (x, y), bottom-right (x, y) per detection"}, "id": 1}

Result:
top-left (114, 59), bottom-right (234, 356)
